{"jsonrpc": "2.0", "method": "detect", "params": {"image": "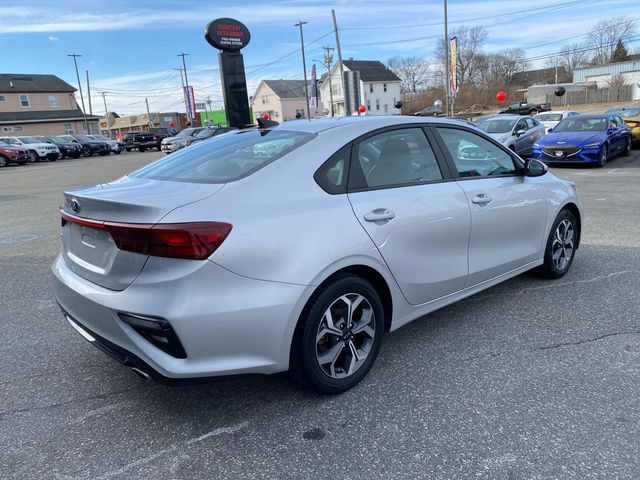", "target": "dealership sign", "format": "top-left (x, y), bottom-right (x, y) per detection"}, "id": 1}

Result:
top-left (204, 18), bottom-right (251, 51)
